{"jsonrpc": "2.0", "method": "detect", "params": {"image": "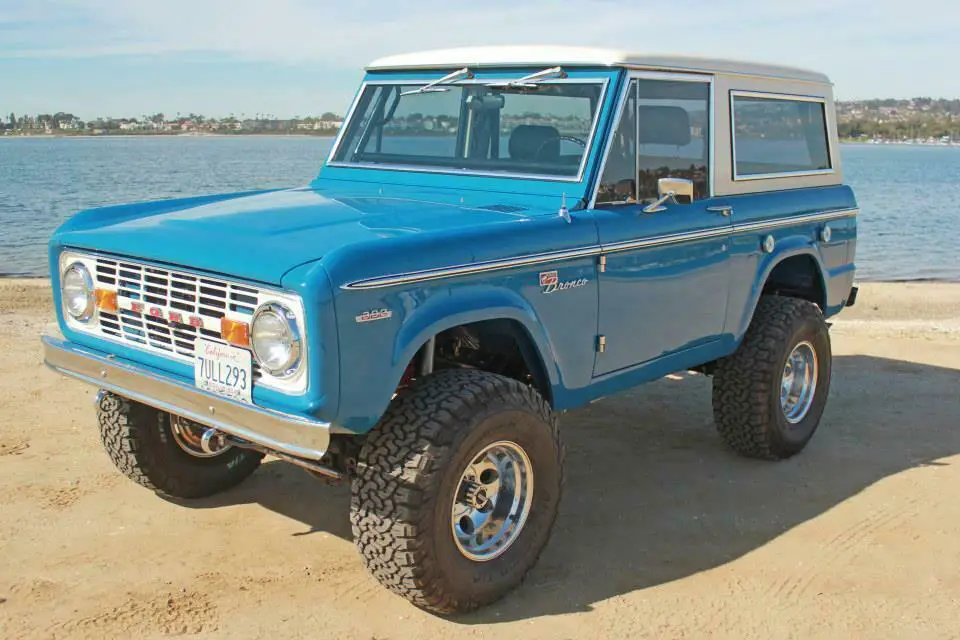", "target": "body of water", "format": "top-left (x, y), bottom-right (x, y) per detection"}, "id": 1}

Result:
top-left (0, 136), bottom-right (957, 280)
